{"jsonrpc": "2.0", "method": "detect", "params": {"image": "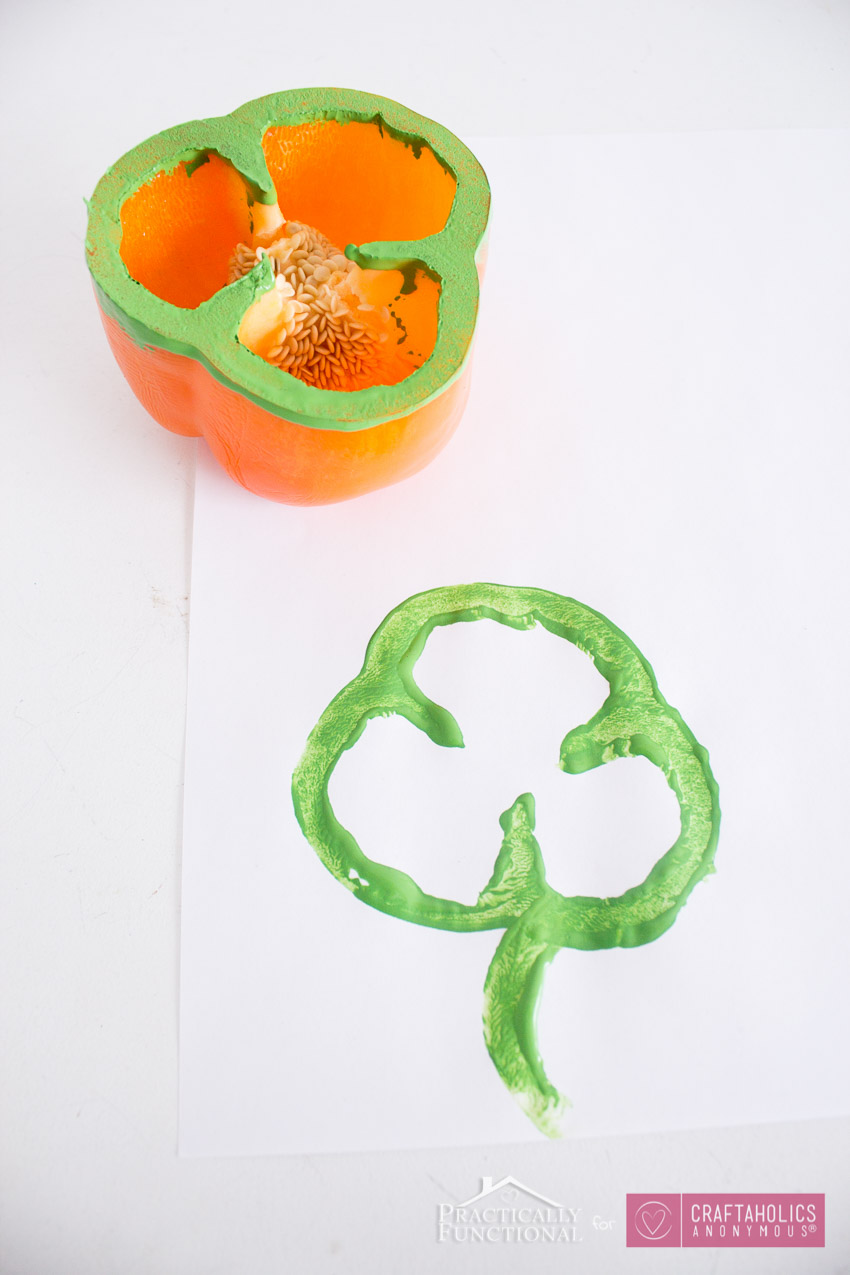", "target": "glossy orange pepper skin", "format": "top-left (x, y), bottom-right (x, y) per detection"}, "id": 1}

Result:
top-left (99, 308), bottom-right (473, 504)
